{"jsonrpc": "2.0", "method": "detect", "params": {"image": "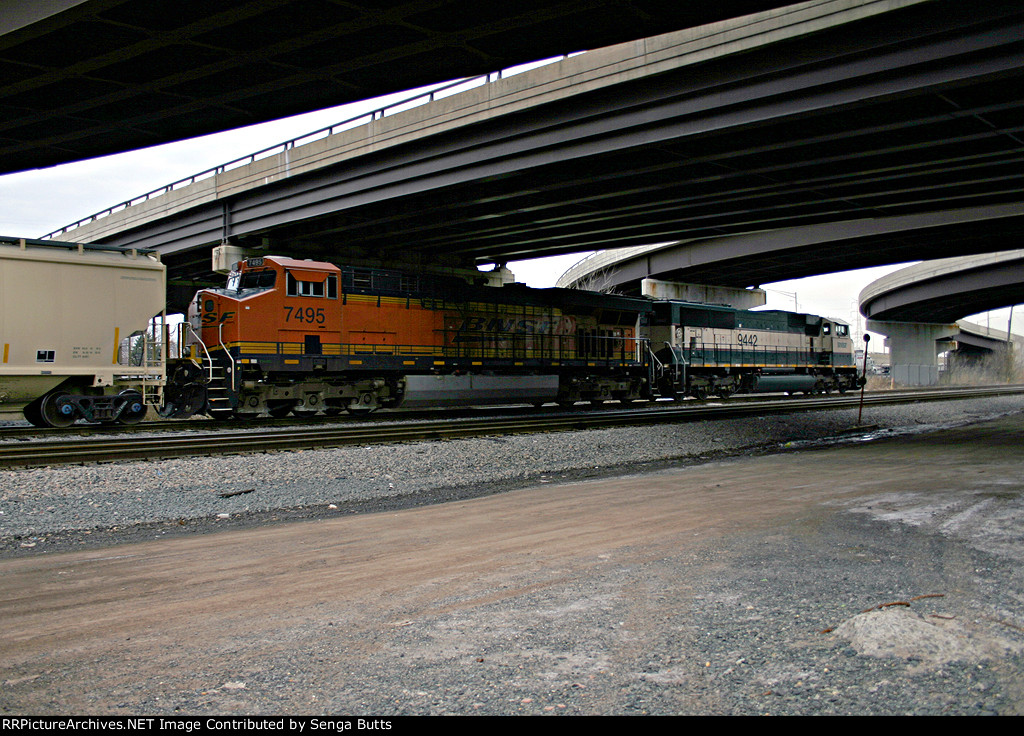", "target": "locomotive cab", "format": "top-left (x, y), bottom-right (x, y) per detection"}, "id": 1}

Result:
top-left (190, 256), bottom-right (342, 353)
top-left (185, 256), bottom-right (350, 417)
